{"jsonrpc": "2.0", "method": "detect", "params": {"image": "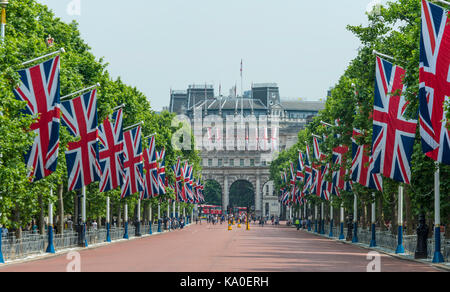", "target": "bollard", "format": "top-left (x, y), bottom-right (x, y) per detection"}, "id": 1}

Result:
top-left (369, 223), bottom-right (376, 247)
top-left (46, 225), bottom-right (55, 254)
top-left (149, 220), bottom-right (153, 235)
top-left (157, 219), bottom-right (162, 233)
top-left (339, 222), bottom-right (345, 240)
